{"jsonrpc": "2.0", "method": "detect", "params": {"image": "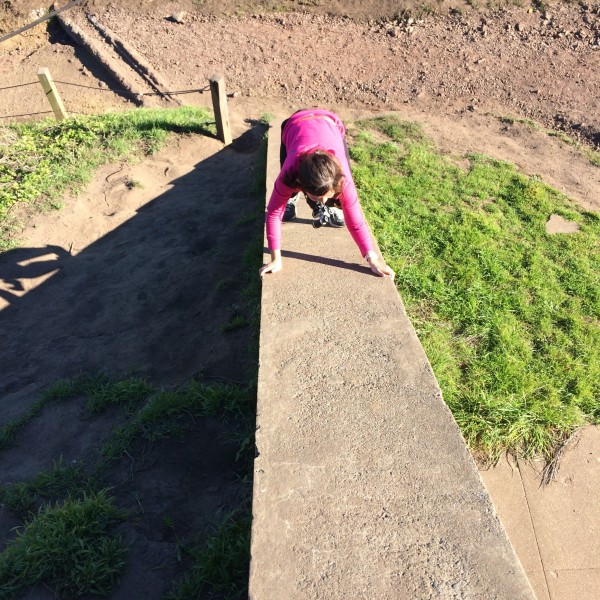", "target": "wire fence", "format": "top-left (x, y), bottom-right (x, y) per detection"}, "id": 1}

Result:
top-left (0, 79), bottom-right (212, 120)
top-left (0, 72), bottom-right (232, 144)
top-left (0, 0), bottom-right (86, 44)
